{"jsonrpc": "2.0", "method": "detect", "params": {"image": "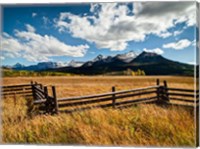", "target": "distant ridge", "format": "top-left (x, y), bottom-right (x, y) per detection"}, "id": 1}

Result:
top-left (8, 60), bottom-right (84, 71)
top-left (5, 51), bottom-right (194, 76)
top-left (54, 51), bottom-right (194, 76)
